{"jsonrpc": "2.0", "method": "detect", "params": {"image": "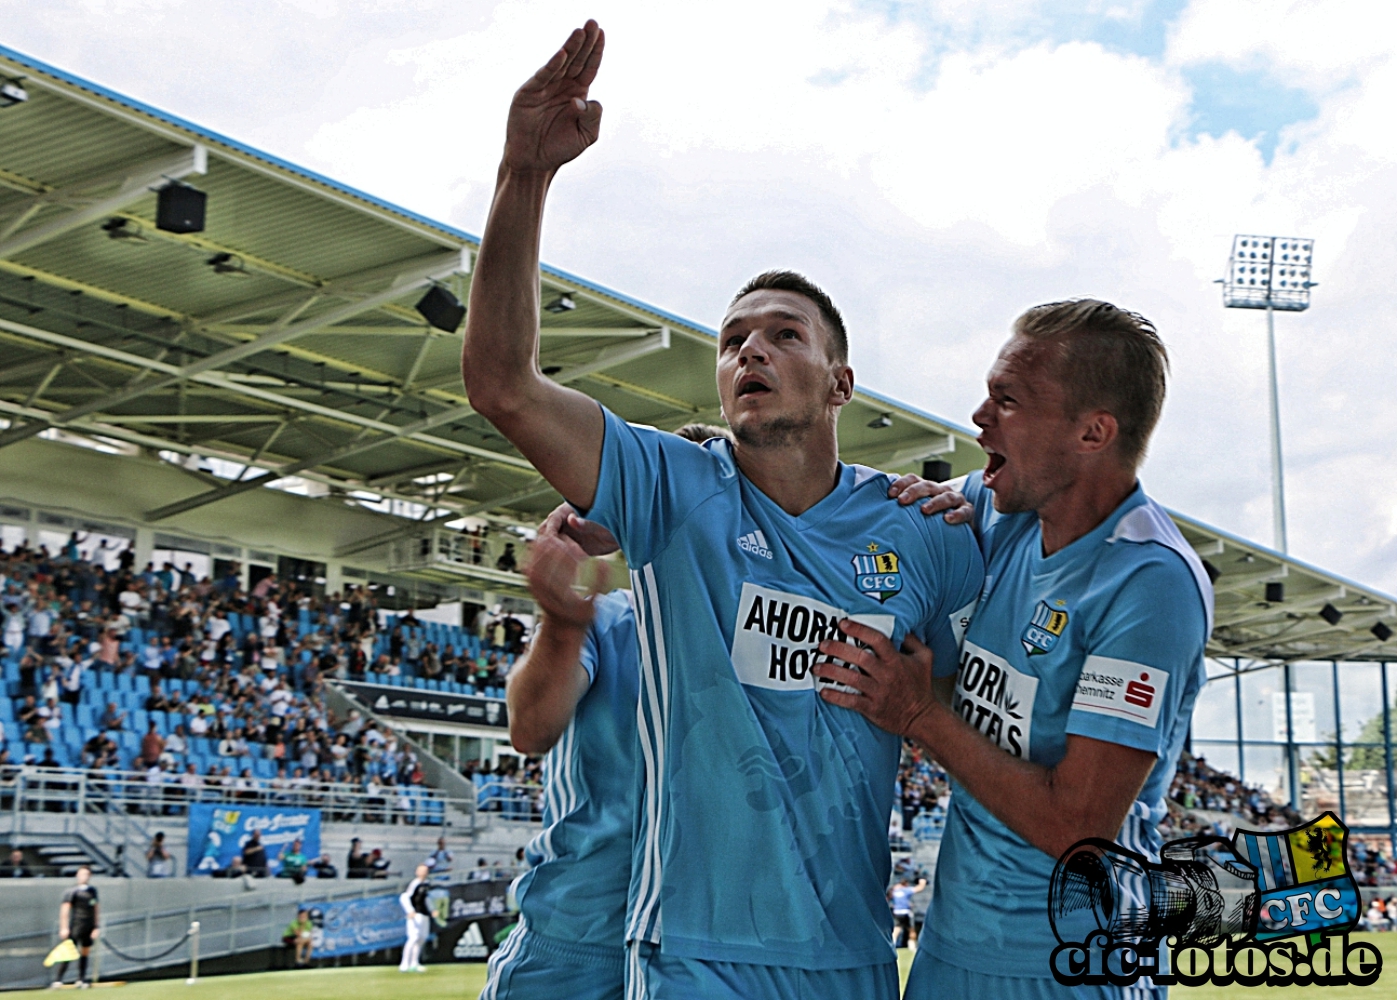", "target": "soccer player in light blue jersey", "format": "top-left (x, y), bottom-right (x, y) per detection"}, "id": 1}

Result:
top-left (484, 425), bottom-right (728, 1000)
top-left (816, 300), bottom-right (1215, 999)
top-left (481, 504), bottom-right (637, 1000)
top-left (460, 22), bottom-right (982, 999)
